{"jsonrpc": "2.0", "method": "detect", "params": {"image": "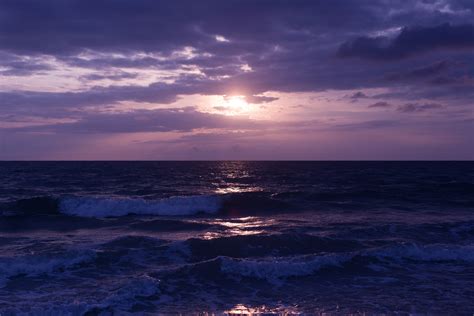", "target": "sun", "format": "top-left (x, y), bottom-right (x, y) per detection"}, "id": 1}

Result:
top-left (213, 94), bottom-right (254, 116)
top-left (224, 95), bottom-right (249, 114)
